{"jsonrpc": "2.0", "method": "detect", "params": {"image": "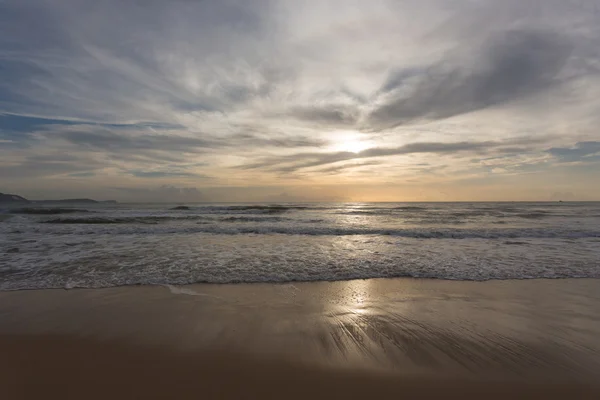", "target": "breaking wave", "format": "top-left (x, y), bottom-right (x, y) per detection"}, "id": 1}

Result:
top-left (26, 222), bottom-right (600, 238)
top-left (223, 205), bottom-right (311, 213)
top-left (41, 216), bottom-right (211, 224)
